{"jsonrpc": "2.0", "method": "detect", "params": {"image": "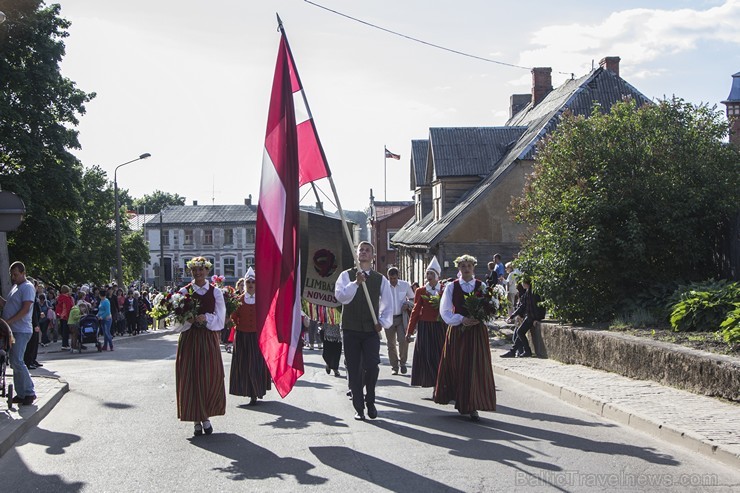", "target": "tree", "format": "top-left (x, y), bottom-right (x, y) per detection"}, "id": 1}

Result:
top-left (512, 98), bottom-right (740, 323)
top-left (1, 1), bottom-right (95, 279)
top-left (132, 190), bottom-right (186, 214)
